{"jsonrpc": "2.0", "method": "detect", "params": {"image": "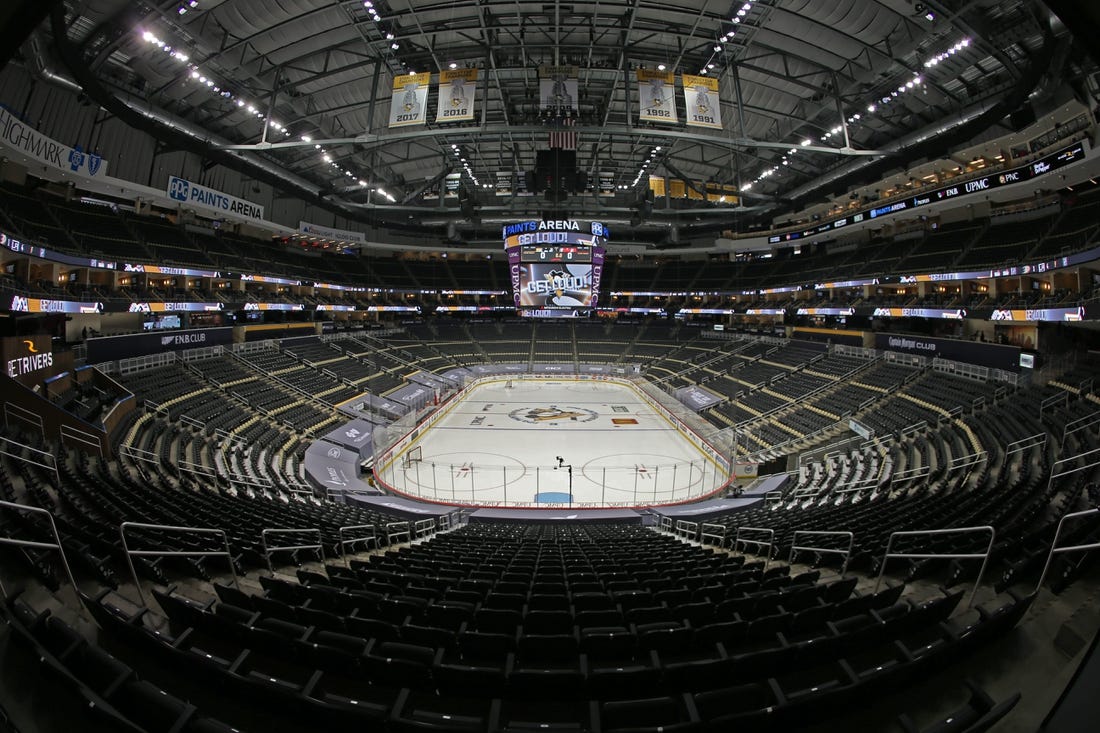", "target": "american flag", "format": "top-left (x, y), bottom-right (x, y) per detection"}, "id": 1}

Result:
top-left (548, 117), bottom-right (576, 150)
